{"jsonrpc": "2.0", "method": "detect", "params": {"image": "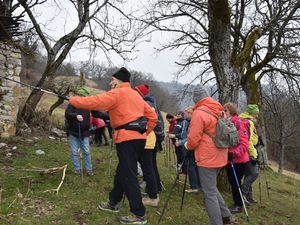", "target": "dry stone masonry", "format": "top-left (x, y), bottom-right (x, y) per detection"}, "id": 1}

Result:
top-left (0, 42), bottom-right (21, 138)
